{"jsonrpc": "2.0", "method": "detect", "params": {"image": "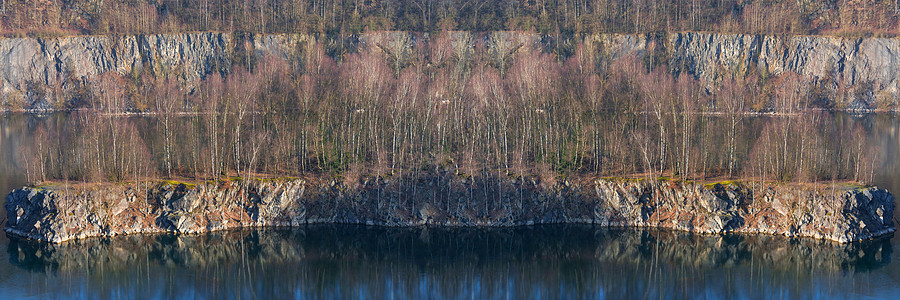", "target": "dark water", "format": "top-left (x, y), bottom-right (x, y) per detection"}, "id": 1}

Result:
top-left (0, 226), bottom-right (897, 299)
top-left (1, 113), bottom-right (900, 299)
